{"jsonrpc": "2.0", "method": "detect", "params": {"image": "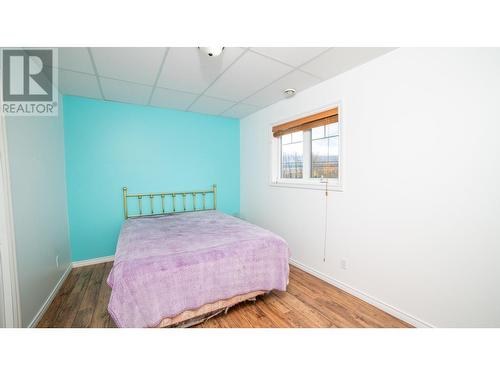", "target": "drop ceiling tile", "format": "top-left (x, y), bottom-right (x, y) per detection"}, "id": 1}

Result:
top-left (251, 47), bottom-right (329, 67)
top-left (300, 47), bottom-right (396, 80)
top-left (57, 69), bottom-right (102, 99)
top-left (189, 95), bottom-right (236, 116)
top-left (205, 50), bottom-right (293, 102)
top-left (157, 47), bottom-right (245, 94)
top-left (91, 47), bottom-right (166, 85)
top-left (243, 70), bottom-right (321, 107)
top-left (150, 87), bottom-right (198, 111)
top-left (100, 78), bottom-right (152, 106)
top-left (54, 48), bottom-right (95, 74)
top-left (222, 103), bottom-right (260, 118)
